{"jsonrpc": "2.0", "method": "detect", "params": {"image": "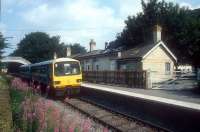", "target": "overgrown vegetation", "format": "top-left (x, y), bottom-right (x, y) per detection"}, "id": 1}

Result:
top-left (8, 77), bottom-right (36, 131)
top-left (10, 89), bottom-right (27, 131)
top-left (7, 77), bottom-right (110, 132)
